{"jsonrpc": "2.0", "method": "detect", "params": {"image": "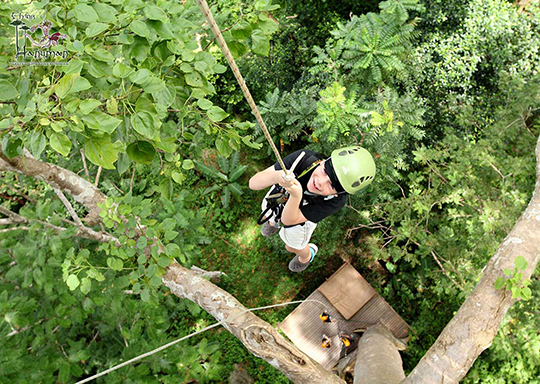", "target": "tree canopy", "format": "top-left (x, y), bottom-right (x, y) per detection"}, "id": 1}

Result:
top-left (1, 0), bottom-right (540, 383)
